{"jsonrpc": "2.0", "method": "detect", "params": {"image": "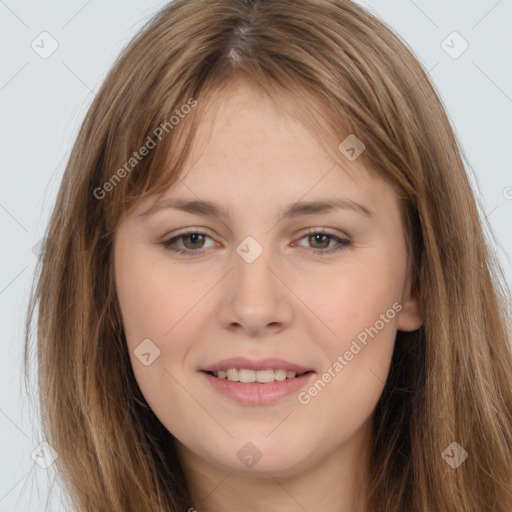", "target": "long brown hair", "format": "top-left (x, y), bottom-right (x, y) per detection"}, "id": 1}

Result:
top-left (24, 0), bottom-right (512, 510)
